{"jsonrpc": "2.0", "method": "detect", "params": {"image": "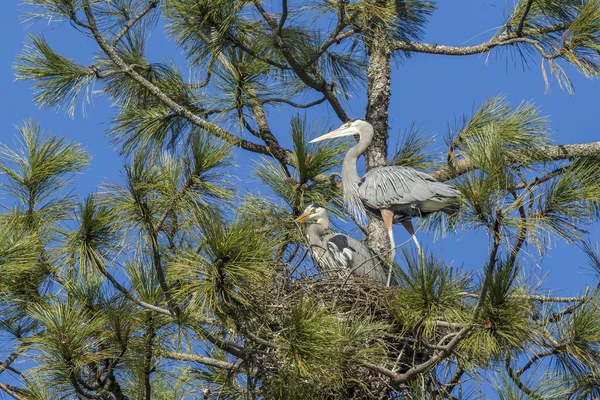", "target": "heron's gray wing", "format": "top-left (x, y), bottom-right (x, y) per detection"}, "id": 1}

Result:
top-left (327, 234), bottom-right (350, 253)
top-left (358, 166), bottom-right (460, 208)
top-left (343, 237), bottom-right (388, 285)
